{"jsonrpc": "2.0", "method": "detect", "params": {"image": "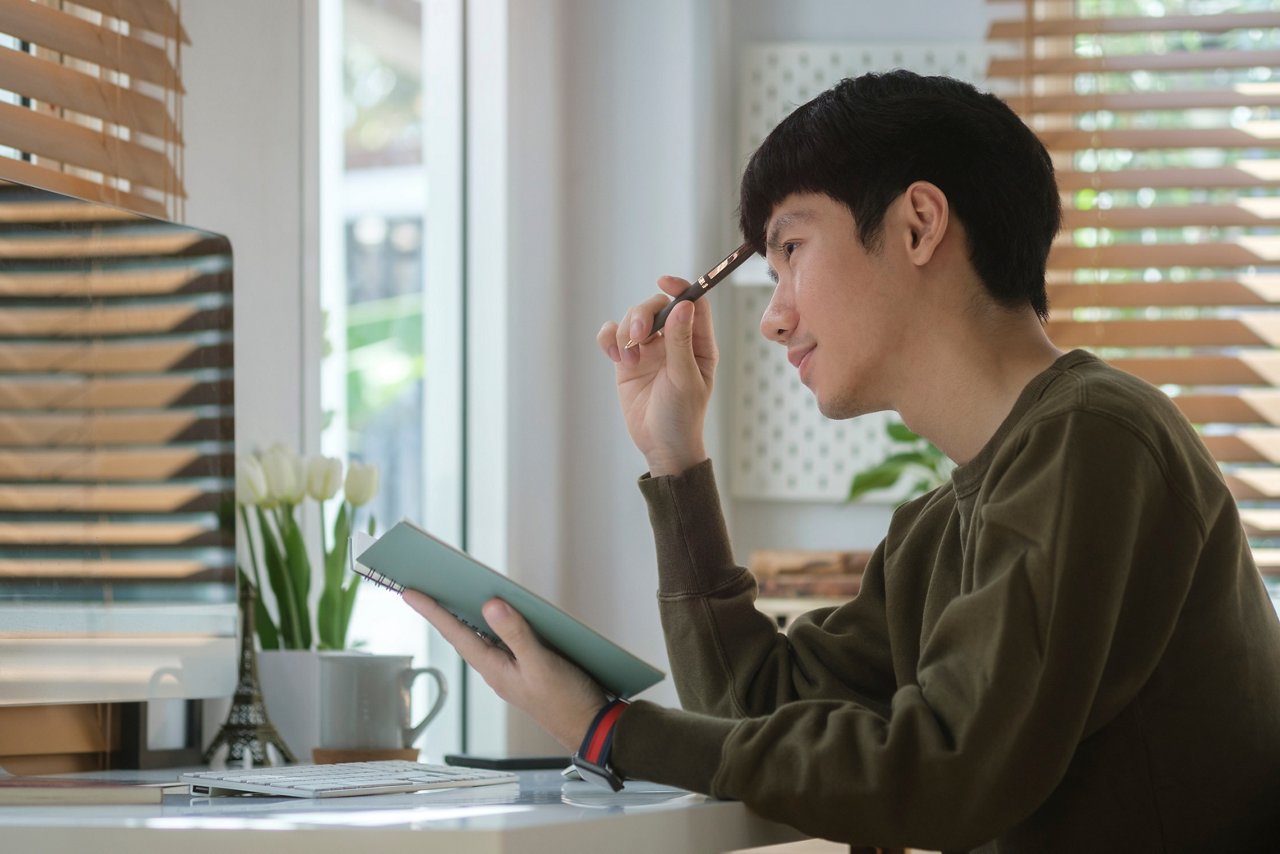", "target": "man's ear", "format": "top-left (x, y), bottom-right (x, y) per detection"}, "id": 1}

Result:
top-left (899, 181), bottom-right (949, 266)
